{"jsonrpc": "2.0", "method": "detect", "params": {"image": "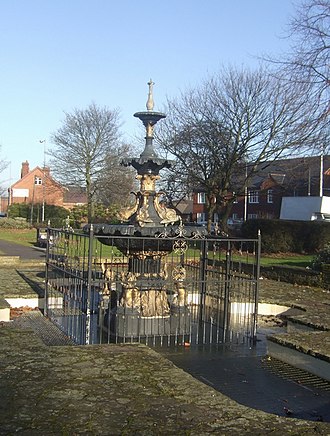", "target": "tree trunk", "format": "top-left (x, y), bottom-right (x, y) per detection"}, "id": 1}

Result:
top-left (86, 172), bottom-right (94, 223)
